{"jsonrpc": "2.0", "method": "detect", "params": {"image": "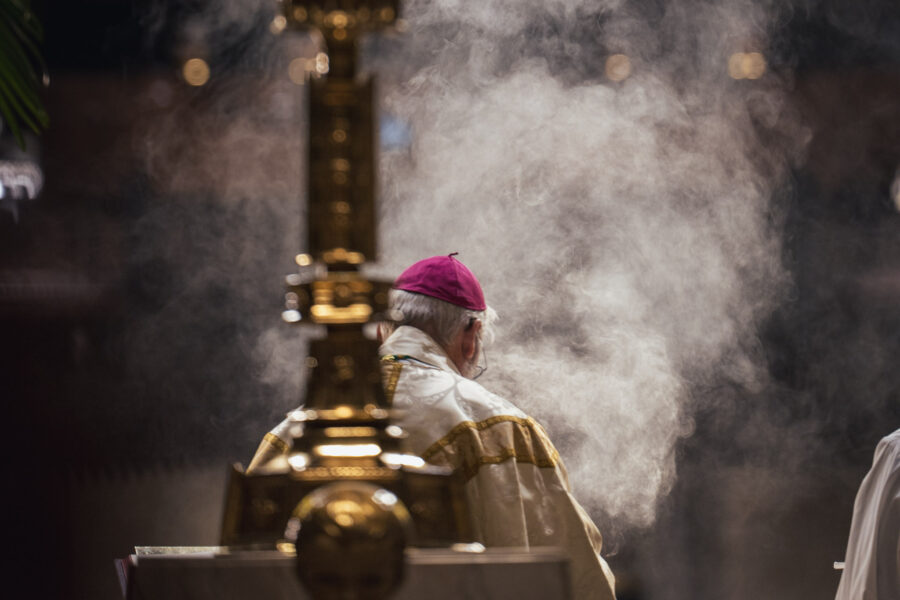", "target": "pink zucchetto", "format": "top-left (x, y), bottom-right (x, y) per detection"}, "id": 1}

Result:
top-left (394, 253), bottom-right (486, 311)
